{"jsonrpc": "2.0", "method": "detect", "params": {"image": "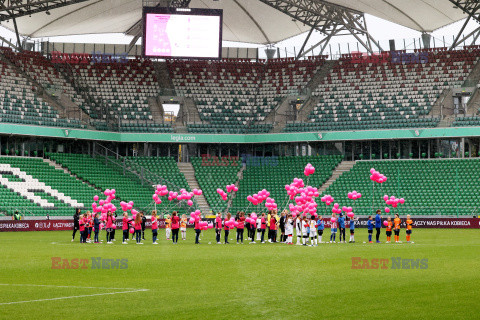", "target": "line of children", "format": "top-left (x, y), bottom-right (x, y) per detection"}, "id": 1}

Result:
top-left (73, 210), bottom-right (414, 246)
